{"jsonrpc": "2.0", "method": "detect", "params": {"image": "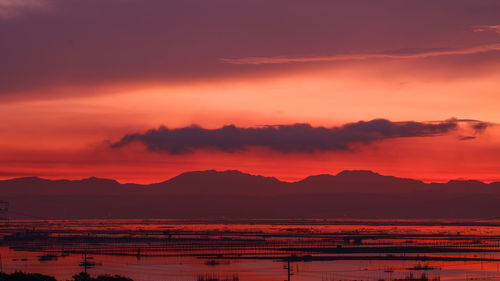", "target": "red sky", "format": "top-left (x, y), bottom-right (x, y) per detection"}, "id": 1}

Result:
top-left (1, 0), bottom-right (500, 183)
